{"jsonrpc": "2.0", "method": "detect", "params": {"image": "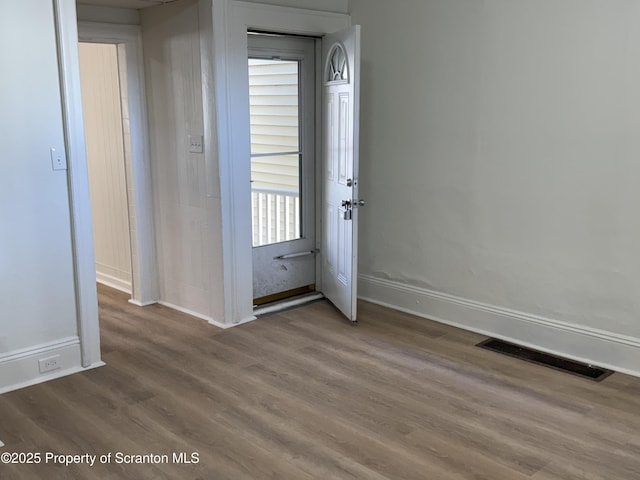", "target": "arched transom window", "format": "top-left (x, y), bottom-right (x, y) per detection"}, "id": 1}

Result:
top-left (326, 44), bottom-right (348, 82)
